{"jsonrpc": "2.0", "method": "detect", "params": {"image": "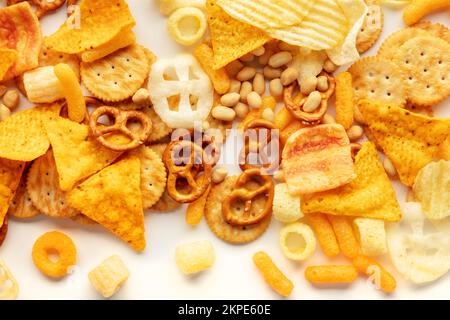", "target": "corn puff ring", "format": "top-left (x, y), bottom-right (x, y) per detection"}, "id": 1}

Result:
top-left (305, 265), bottom-right (358, 285)
top-left (306, 213), bottom-right (340, 258)
top-left (167, 7), bottom-right (207, 46)
top-left (353, 255), bottom-right (397, 293)
top-left (328, 215), bottom-right (361, 259)
top-left (32, 231), bottom-right (77, 279)
top-left (403, 0), bottom-right (450, 26)
top-left (280, 223), bottom-right (316, 261)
